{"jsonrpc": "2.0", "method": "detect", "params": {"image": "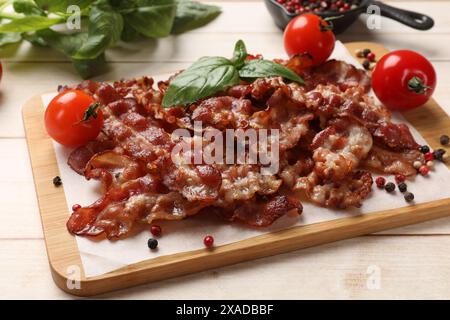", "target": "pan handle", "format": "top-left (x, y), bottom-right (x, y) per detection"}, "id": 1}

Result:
top-left (370, 0), bottom-right (434, 30)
